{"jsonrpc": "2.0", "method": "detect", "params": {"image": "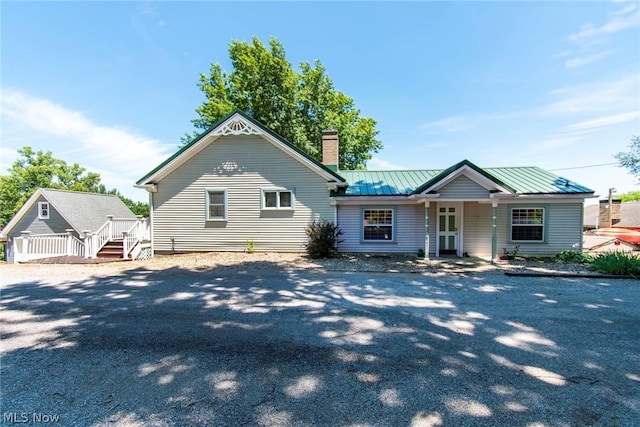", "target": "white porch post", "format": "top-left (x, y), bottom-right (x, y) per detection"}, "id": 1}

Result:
top-left (90, 233), bottom-right (98, 258)
top-left (491, 201), bottom-right (498, 262)
top-left (136, 215), bottom-right (144, 239)
top-left (106, 215), bottom-right (114, 240)
top-left (424, 200), bottom-right (430, 260)
top-left (82, 231), bottom-right (91, 258)
top-left (65, 229), bottom-right (74, 255)
top-left (122, 231), bottom-right (129, 259)
top-left (17, 231), bottom-right (31, 263)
